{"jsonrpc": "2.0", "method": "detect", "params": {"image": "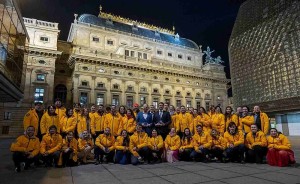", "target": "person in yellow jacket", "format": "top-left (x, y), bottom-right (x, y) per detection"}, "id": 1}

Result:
top-left (177, 106), bottom-right (192, 137)
top-left (77, 108), bottom-right (90, 137)
top-left (245, 124), bottom-right (267, 164)
top-left (118, 105), bottom-right (126, 118)
top-left (239, 106), bottom-right (255, 134)
top-left (119, 109), bottom-right (136, 136)
top-left (89, 104), bottom-right (96, 119)
top-left (78, 130), bottom-right (94, 164)
top-left (23, 102), bottom-right (44, 139)
top-left (60, 108), bottom-right (77, 137)
top-left (169, 105), bottom-right (179, 129)
top-left (94, 127), bottom-right (115, 164)
top-left (129, 125), bottom-right (149, 165)
top-left (190, 109), bottom-right (200, 134)
top-left (103, 105), bottom-right (121, 137)
top-left (164, 128), bottom-right (181, 163)
top-left (10, 126), bottom-right (40, 172)
top-left (148, 129), bottom-right (164, 163)
top-left (224, 106), bottom-right (240, 131)
top-left (209, 129), bottom-right (226, 162)
top-left (211, 106), bottom-right (225, 136)
top-left (190, 124), bottom-right (211, 162)
top-left (253, 106), bottom-right (269, 135)
top-left (224, 122), bottom-right (245, 163)
top-left (90, 105), bottom-right (105, 141)
top-left (40, 105), bottom-right (61, 136)
top-left (55, 98), bottom-right (66, 122)
top-left (266, 128), bottom-right (295, 167)
top-left (40, 125), bottom-right (63, 167)
top-left (198, 107), bottom-right (211, 133)
top-left (179, 128), bottom-right (193, 161)
top-left (114, 130), bottom-right (131, 164)
top-left (60, 131), bottom-right (78, 167)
